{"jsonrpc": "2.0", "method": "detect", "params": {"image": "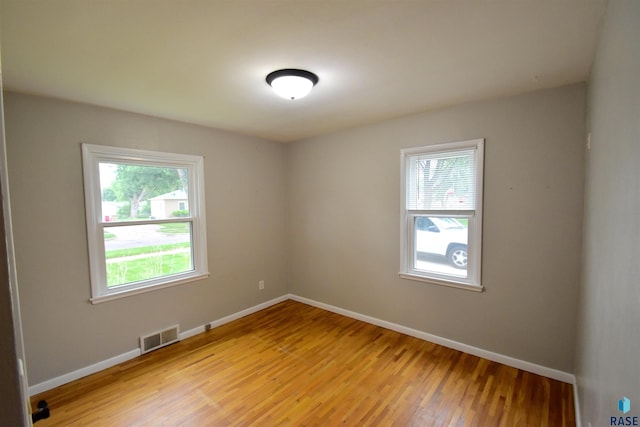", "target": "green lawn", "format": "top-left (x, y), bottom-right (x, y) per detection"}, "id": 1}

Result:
top-left (158, 222), bottom-right (190, 234)
top-left (104, 223), bottom-right (192, 286)
top-left (106, 251), bottom-right (192, 287)
top-left (105, 242), bottom-right (191, 260)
